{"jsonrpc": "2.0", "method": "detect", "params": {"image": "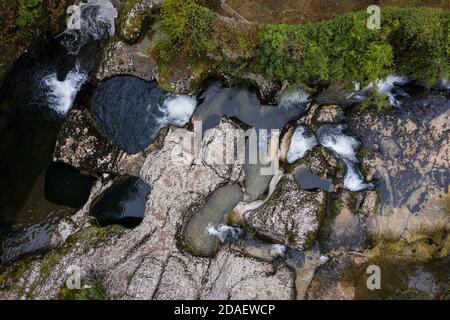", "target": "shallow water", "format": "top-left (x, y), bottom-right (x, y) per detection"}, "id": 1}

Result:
top-left (194, 82), bottom-right (310, 200)
top-left (193, 81), bottom-right (310, 132)
top-left (90, 177), bottom-right (151, 228)
top-left (348, 93), bottom-right (450, 214)
top-left (183, 184), bottom-right (243, 257)
top-left (294, 166), bottom-right (334, 192)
